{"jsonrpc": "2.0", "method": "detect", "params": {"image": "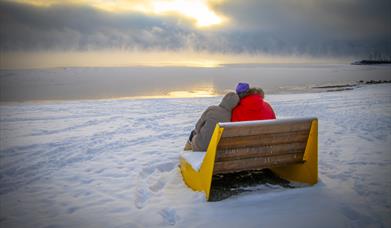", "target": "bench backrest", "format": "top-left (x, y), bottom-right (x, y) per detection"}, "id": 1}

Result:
top-left (213, 118), bottom-right (316, 175)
